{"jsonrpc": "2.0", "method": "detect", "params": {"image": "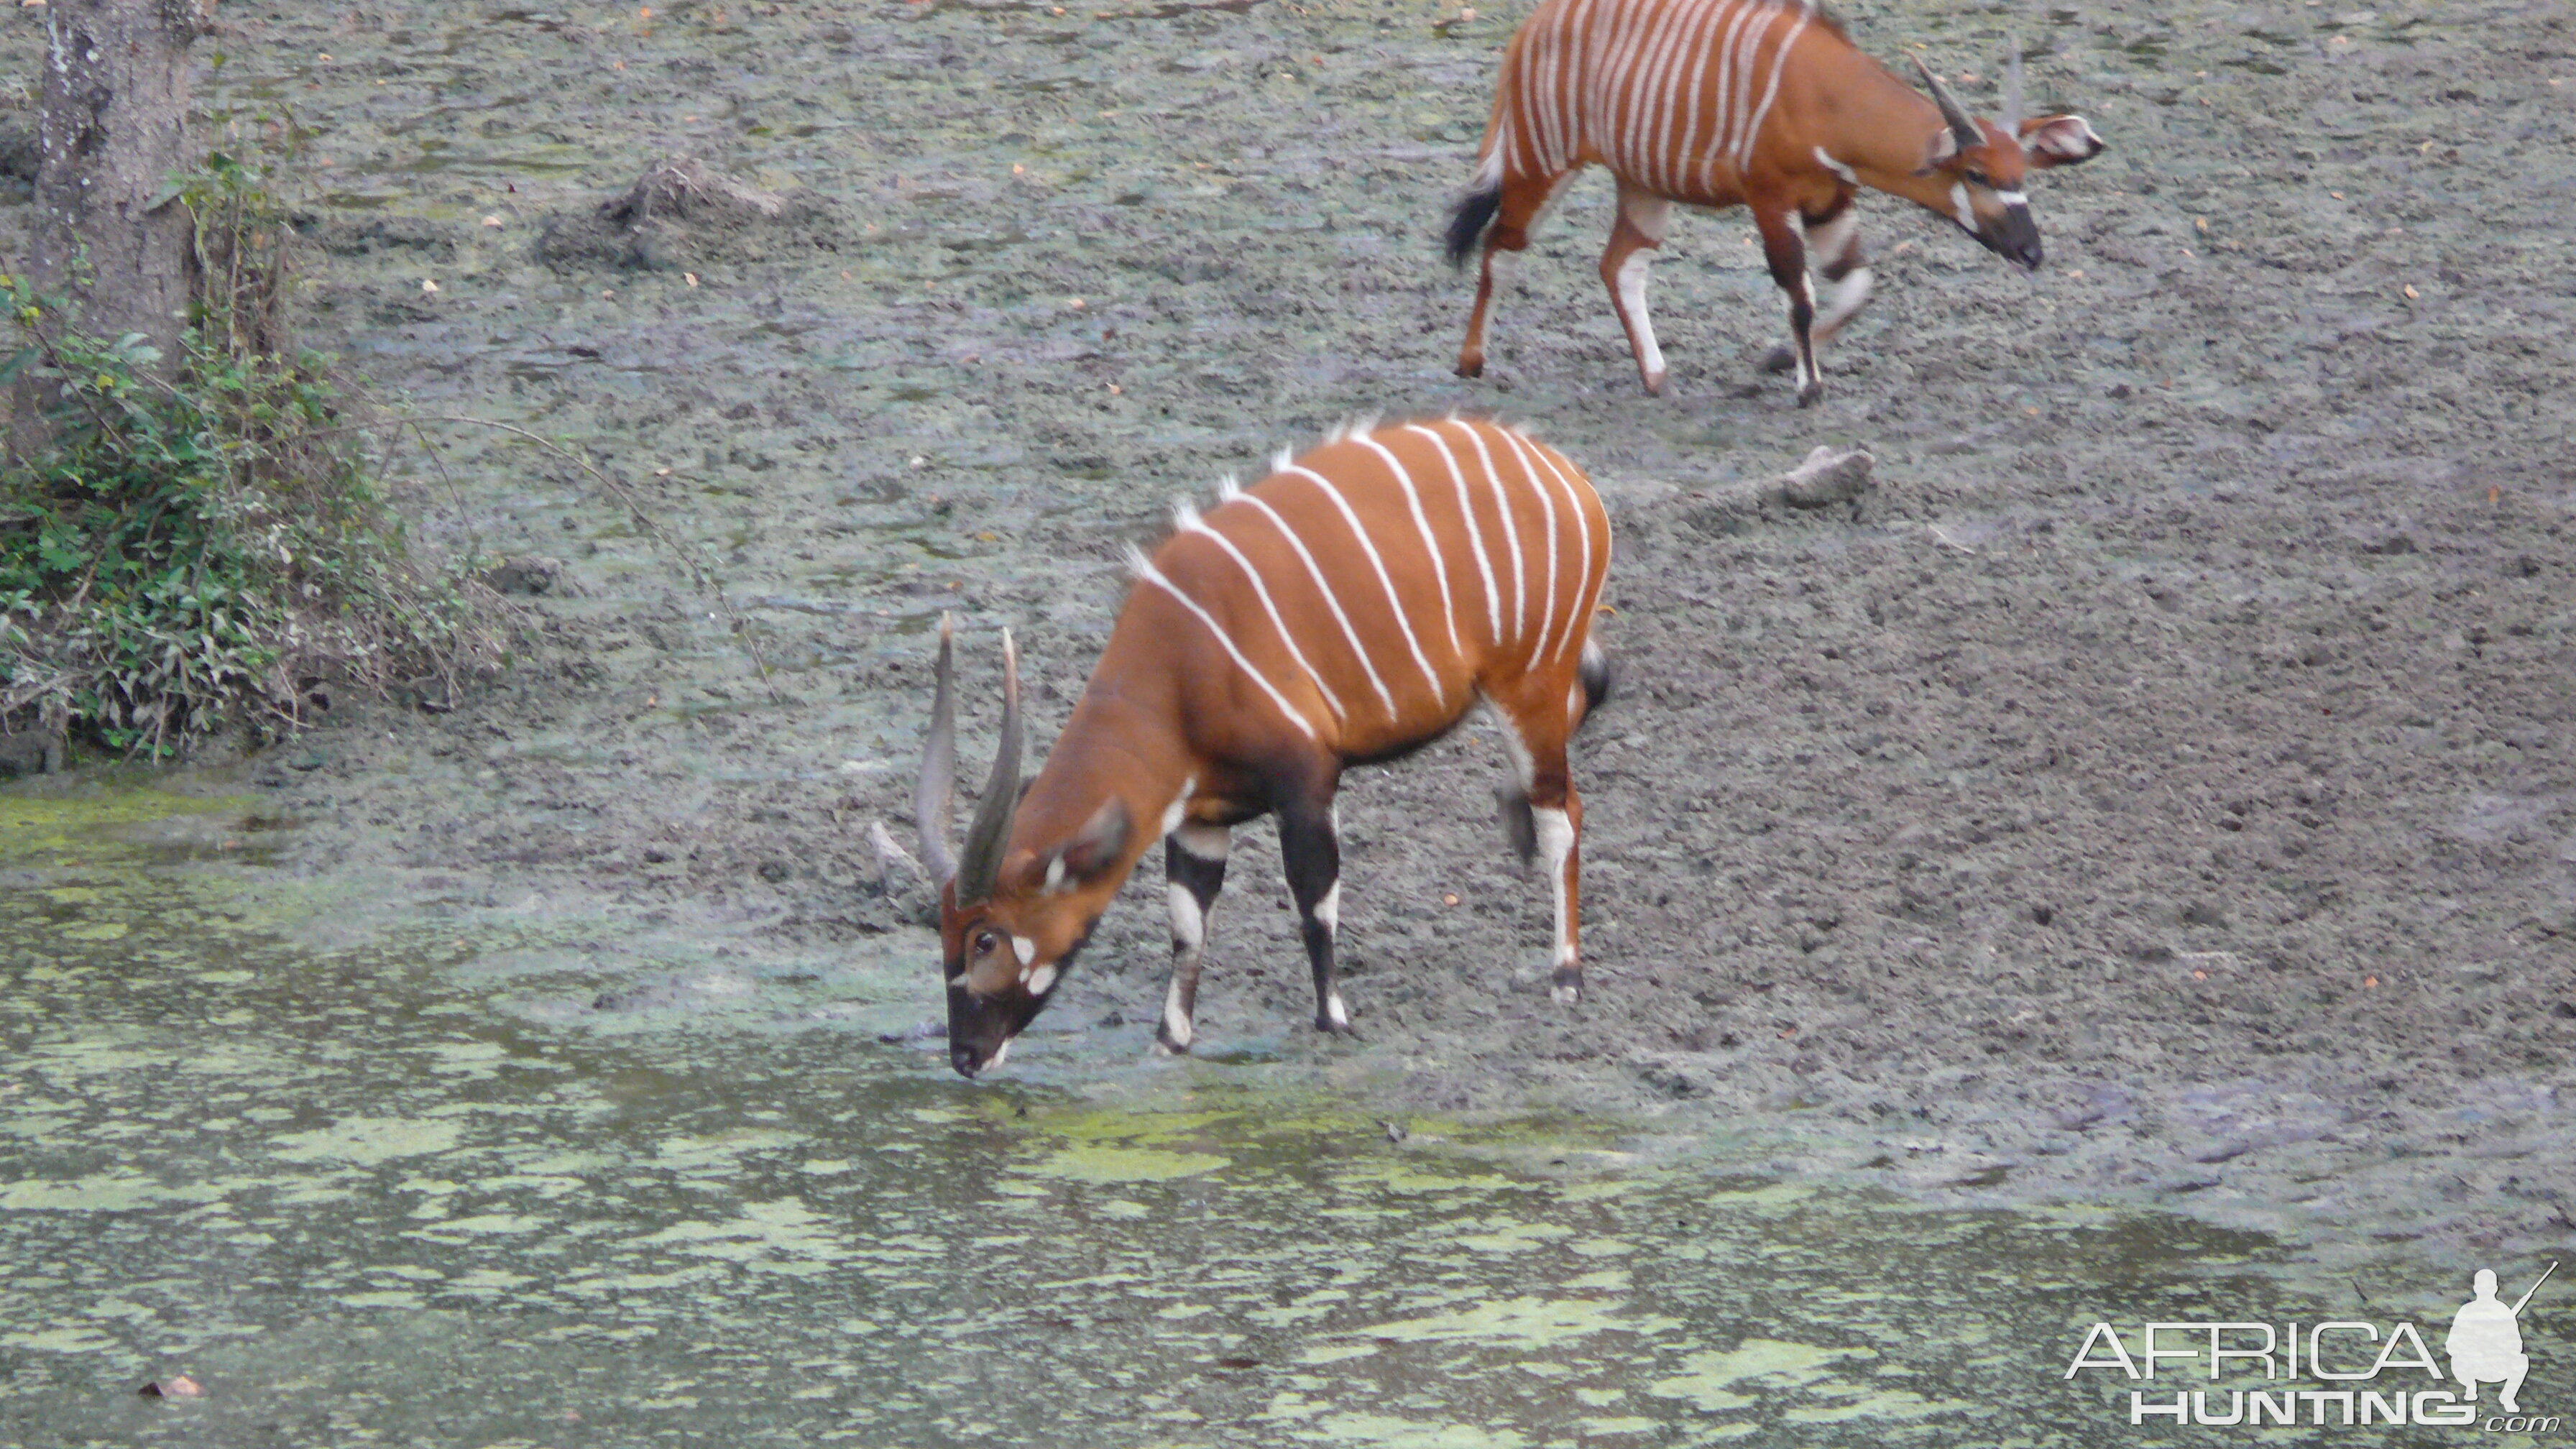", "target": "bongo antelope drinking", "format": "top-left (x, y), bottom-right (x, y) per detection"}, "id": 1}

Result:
top-left (914, 418), bottom-right (1613, 1077)
top-left (1445, 0), bottom-right (2106, 404)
